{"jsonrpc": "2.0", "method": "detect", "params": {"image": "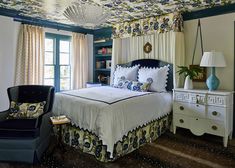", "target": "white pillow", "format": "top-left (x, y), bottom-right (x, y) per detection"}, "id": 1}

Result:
top-left (138, 65), bottom-right (169, 92)
top-left (113, 65), bottom-right (139, 87)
